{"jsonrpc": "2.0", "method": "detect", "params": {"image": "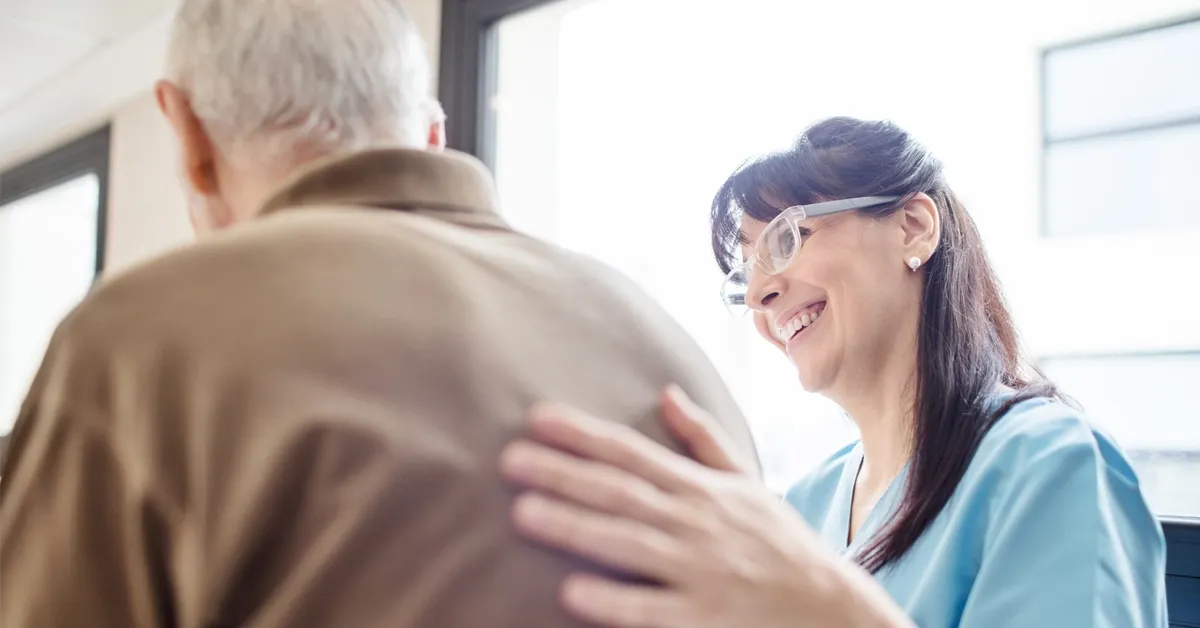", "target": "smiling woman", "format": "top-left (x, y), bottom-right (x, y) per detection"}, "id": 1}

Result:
top-left (710, 117), bottom-right (1055, 571)
top-left (501, 117), bottom-right (1169, 628)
